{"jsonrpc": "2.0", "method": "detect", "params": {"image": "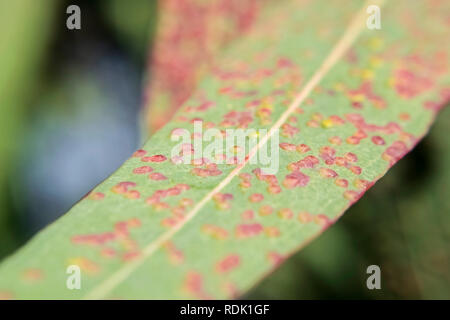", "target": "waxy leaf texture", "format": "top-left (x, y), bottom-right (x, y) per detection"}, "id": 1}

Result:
top-left (0, 0), bottom-right (449, 299)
